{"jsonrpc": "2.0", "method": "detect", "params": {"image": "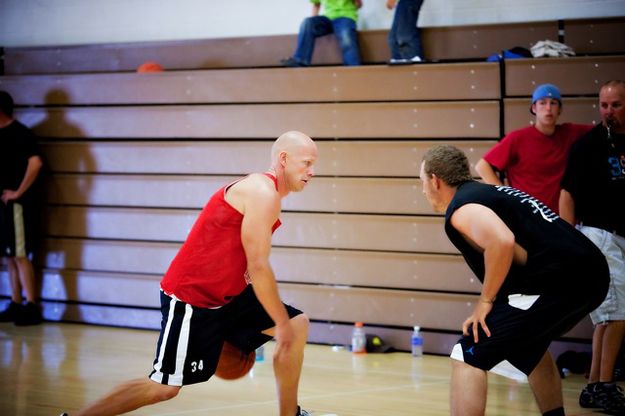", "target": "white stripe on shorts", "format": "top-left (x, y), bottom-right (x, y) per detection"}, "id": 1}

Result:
top-left (151, 296), bottom-right (177, 383)
top-left (450, 343), bottom-right (528, 382)
top-left (150, 296), bottom-right (194, 386)
top-left (171, 303), bottom-right (193, 385)
top-left (13, 203), bottom-right (26, 258)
